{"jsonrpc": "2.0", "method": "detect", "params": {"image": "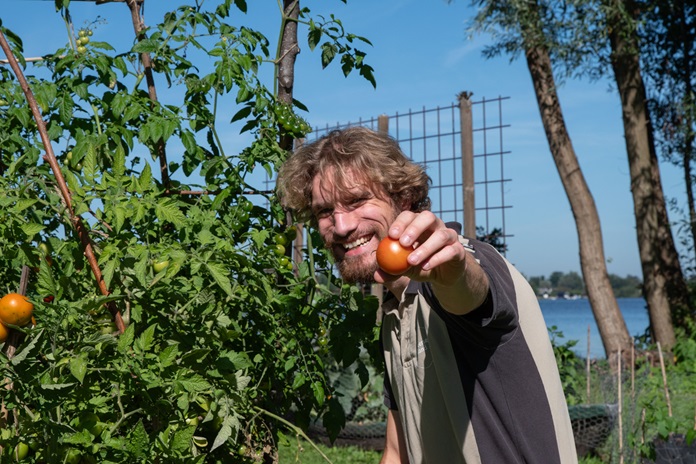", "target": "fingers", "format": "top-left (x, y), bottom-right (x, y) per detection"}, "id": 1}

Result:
top-left (388, 211), bottom-right (464, 273)
top-left (408, 227), bottom-right (464, 271)
top-left (388, 211), bottom-right (440, 247)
